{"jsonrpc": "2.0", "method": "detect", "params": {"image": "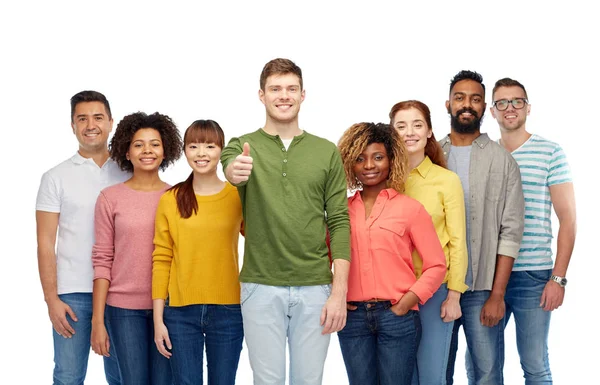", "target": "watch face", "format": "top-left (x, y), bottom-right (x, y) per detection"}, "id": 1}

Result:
top-left (561, 278), bottom-right (568, 285)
